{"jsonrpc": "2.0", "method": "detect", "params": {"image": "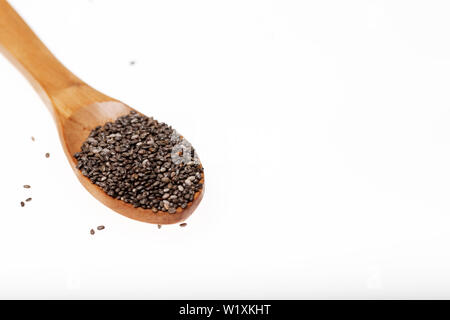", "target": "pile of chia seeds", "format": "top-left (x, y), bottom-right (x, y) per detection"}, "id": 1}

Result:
top-left (74, 111), bottom-right (203, 213)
